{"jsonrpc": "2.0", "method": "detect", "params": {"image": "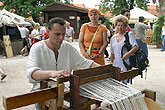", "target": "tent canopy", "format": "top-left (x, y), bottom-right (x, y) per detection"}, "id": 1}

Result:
top-left (112, 7), bottom-right (158, 24)
top-left (0, 9), bottom-right (32, 27)
top-left (0, 22), bottom-right (2, 27)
